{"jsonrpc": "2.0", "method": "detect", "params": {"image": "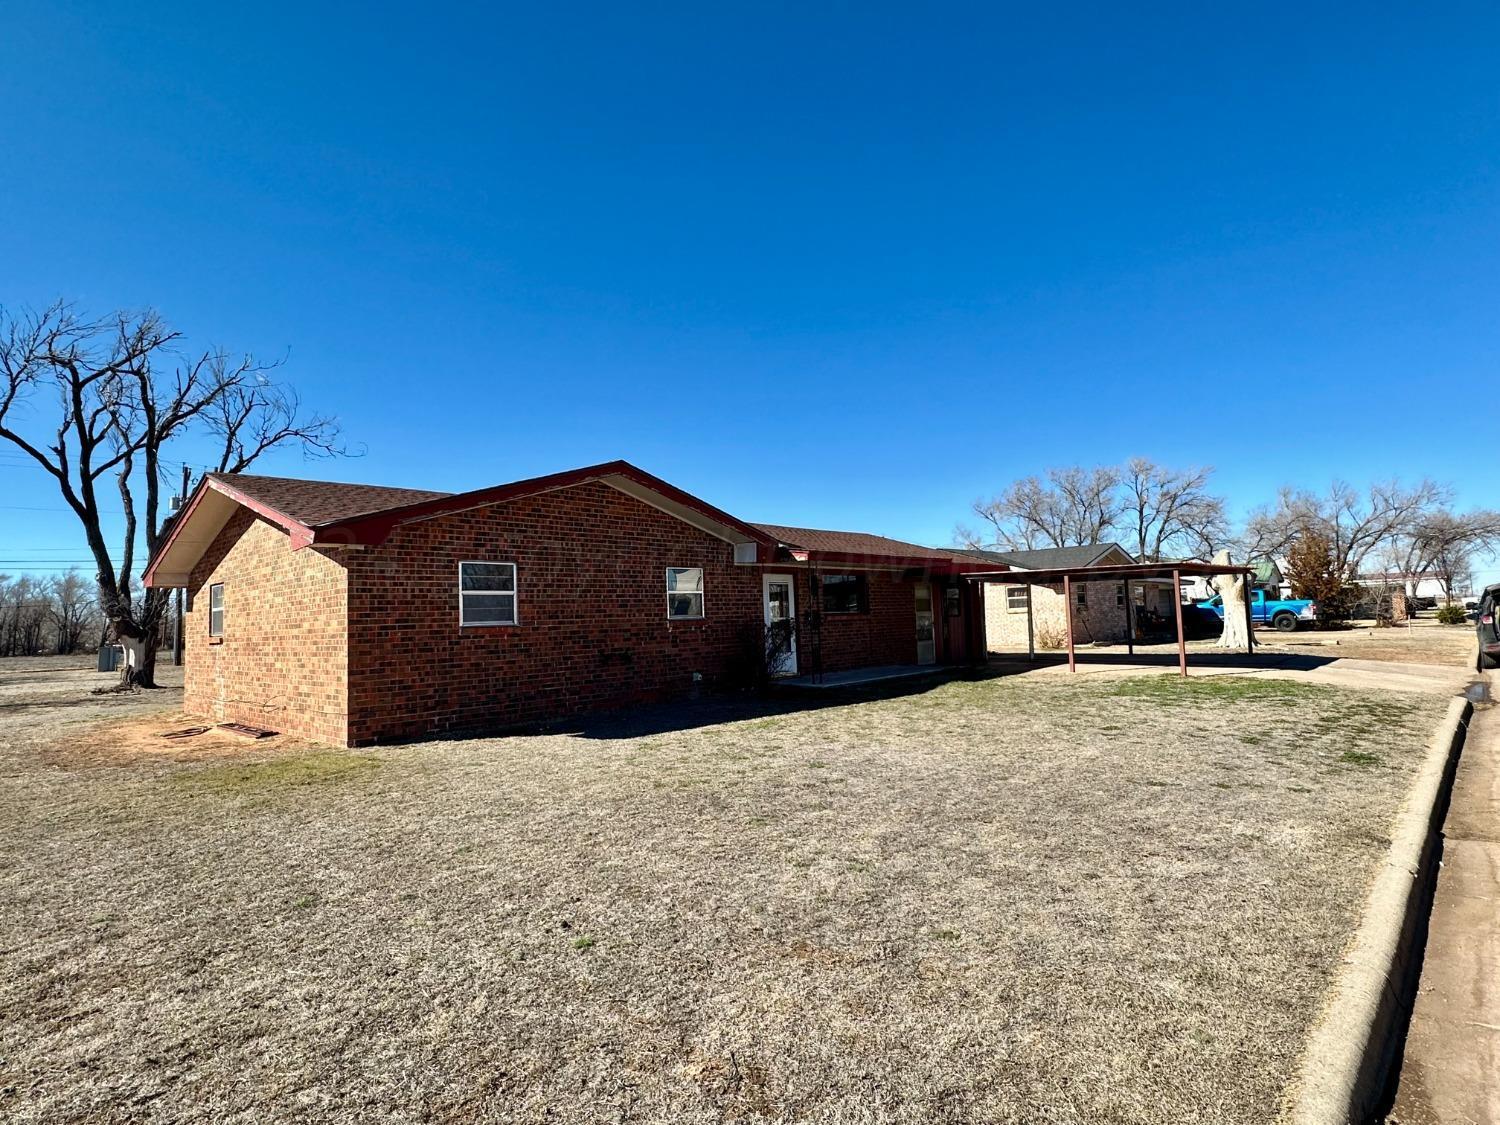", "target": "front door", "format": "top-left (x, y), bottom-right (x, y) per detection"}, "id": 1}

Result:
top-left (763, 574), bottom-right (798, 676)
top-left (915, 582), bottom-right (937, 665)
